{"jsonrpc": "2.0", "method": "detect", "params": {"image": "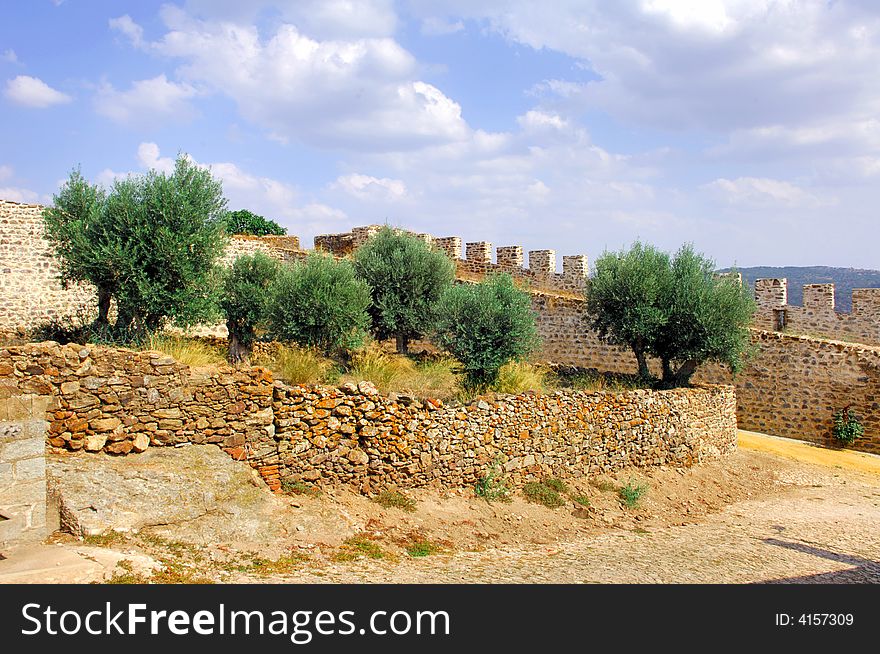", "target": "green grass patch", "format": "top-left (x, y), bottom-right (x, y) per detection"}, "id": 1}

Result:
top-left (335, 534), bottom-right (385, 561)
top-left (405, 540), bottom-right (443, 558)
top-left (571, 495), bottom-right (591, 507)
top-left (522, 481), bottom-right (566, 508)
top-left (373, 490), bottom-right (417, 512)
